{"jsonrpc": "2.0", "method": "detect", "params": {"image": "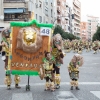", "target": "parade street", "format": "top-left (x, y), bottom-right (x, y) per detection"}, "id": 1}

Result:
top-left (0, 50), bottom-right (100, 100)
